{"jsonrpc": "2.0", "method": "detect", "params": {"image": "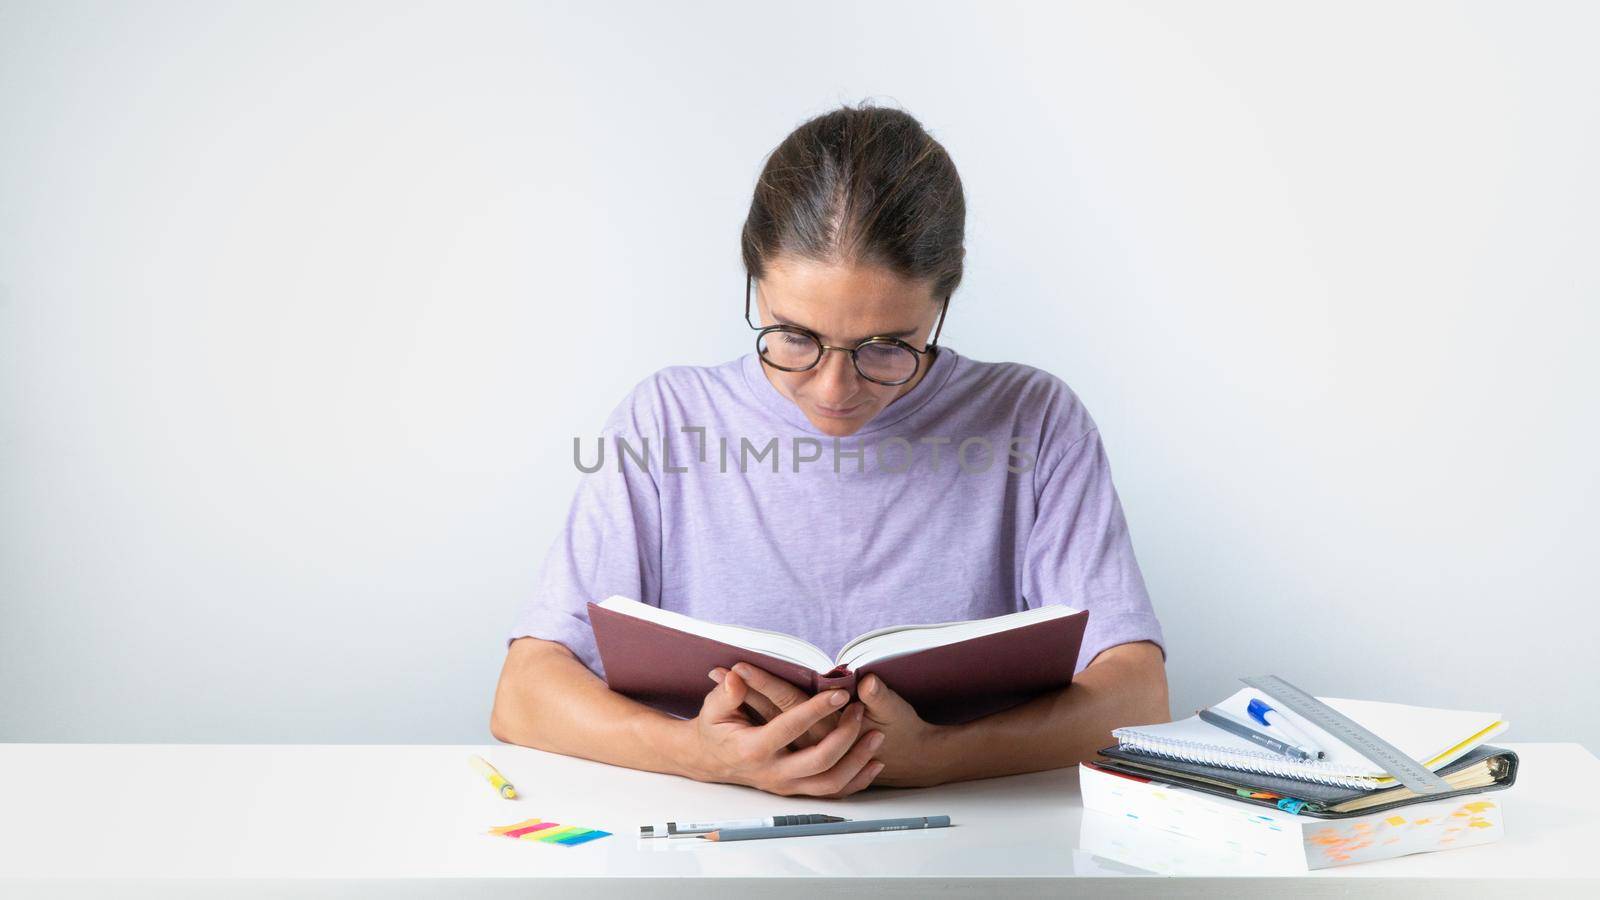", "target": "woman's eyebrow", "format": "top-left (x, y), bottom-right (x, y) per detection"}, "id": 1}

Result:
top-left (770, 312), bottom-right (919, 343)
